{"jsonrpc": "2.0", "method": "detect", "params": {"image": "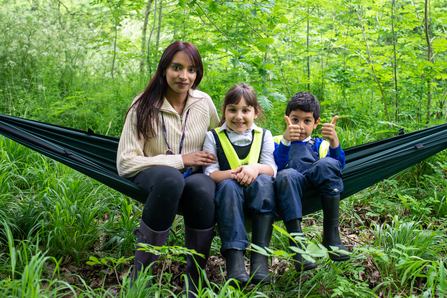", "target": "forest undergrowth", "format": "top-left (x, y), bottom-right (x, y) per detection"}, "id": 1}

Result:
top-left (1, 118), bottom-right (446, 297)
top-left (2, 0), bottom-right (447, 296)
